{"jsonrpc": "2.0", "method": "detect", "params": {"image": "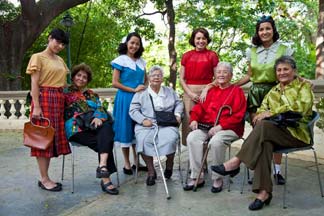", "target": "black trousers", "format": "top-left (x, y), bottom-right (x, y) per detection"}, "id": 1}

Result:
top-left (69, 121), bottom-right (117, 173)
